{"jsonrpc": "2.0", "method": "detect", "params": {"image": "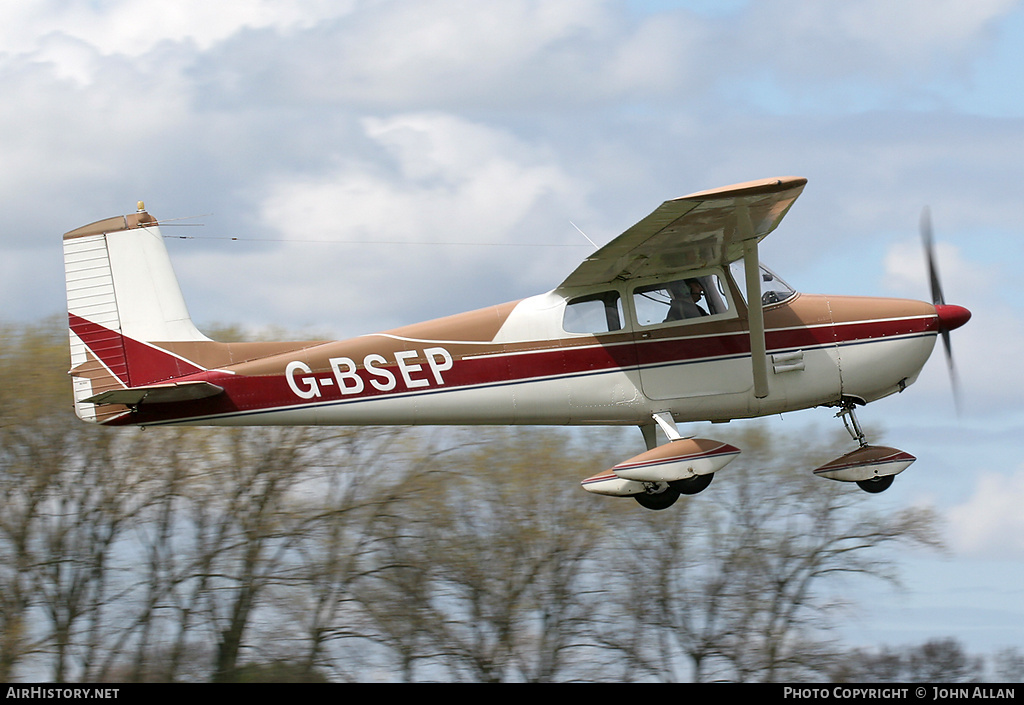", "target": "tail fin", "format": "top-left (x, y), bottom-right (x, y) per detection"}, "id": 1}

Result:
top-left (64, 203), bottom-right (211, 422)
